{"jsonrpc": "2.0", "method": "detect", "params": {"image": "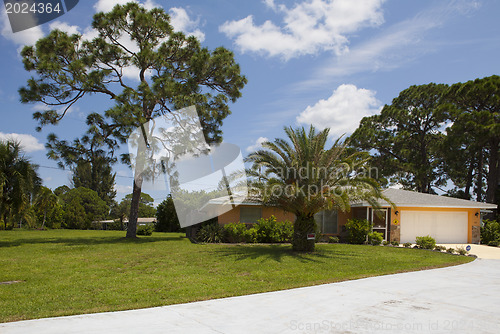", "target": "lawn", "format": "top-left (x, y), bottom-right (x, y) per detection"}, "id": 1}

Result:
top-left (0, 230), bottom-right (473, 323)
